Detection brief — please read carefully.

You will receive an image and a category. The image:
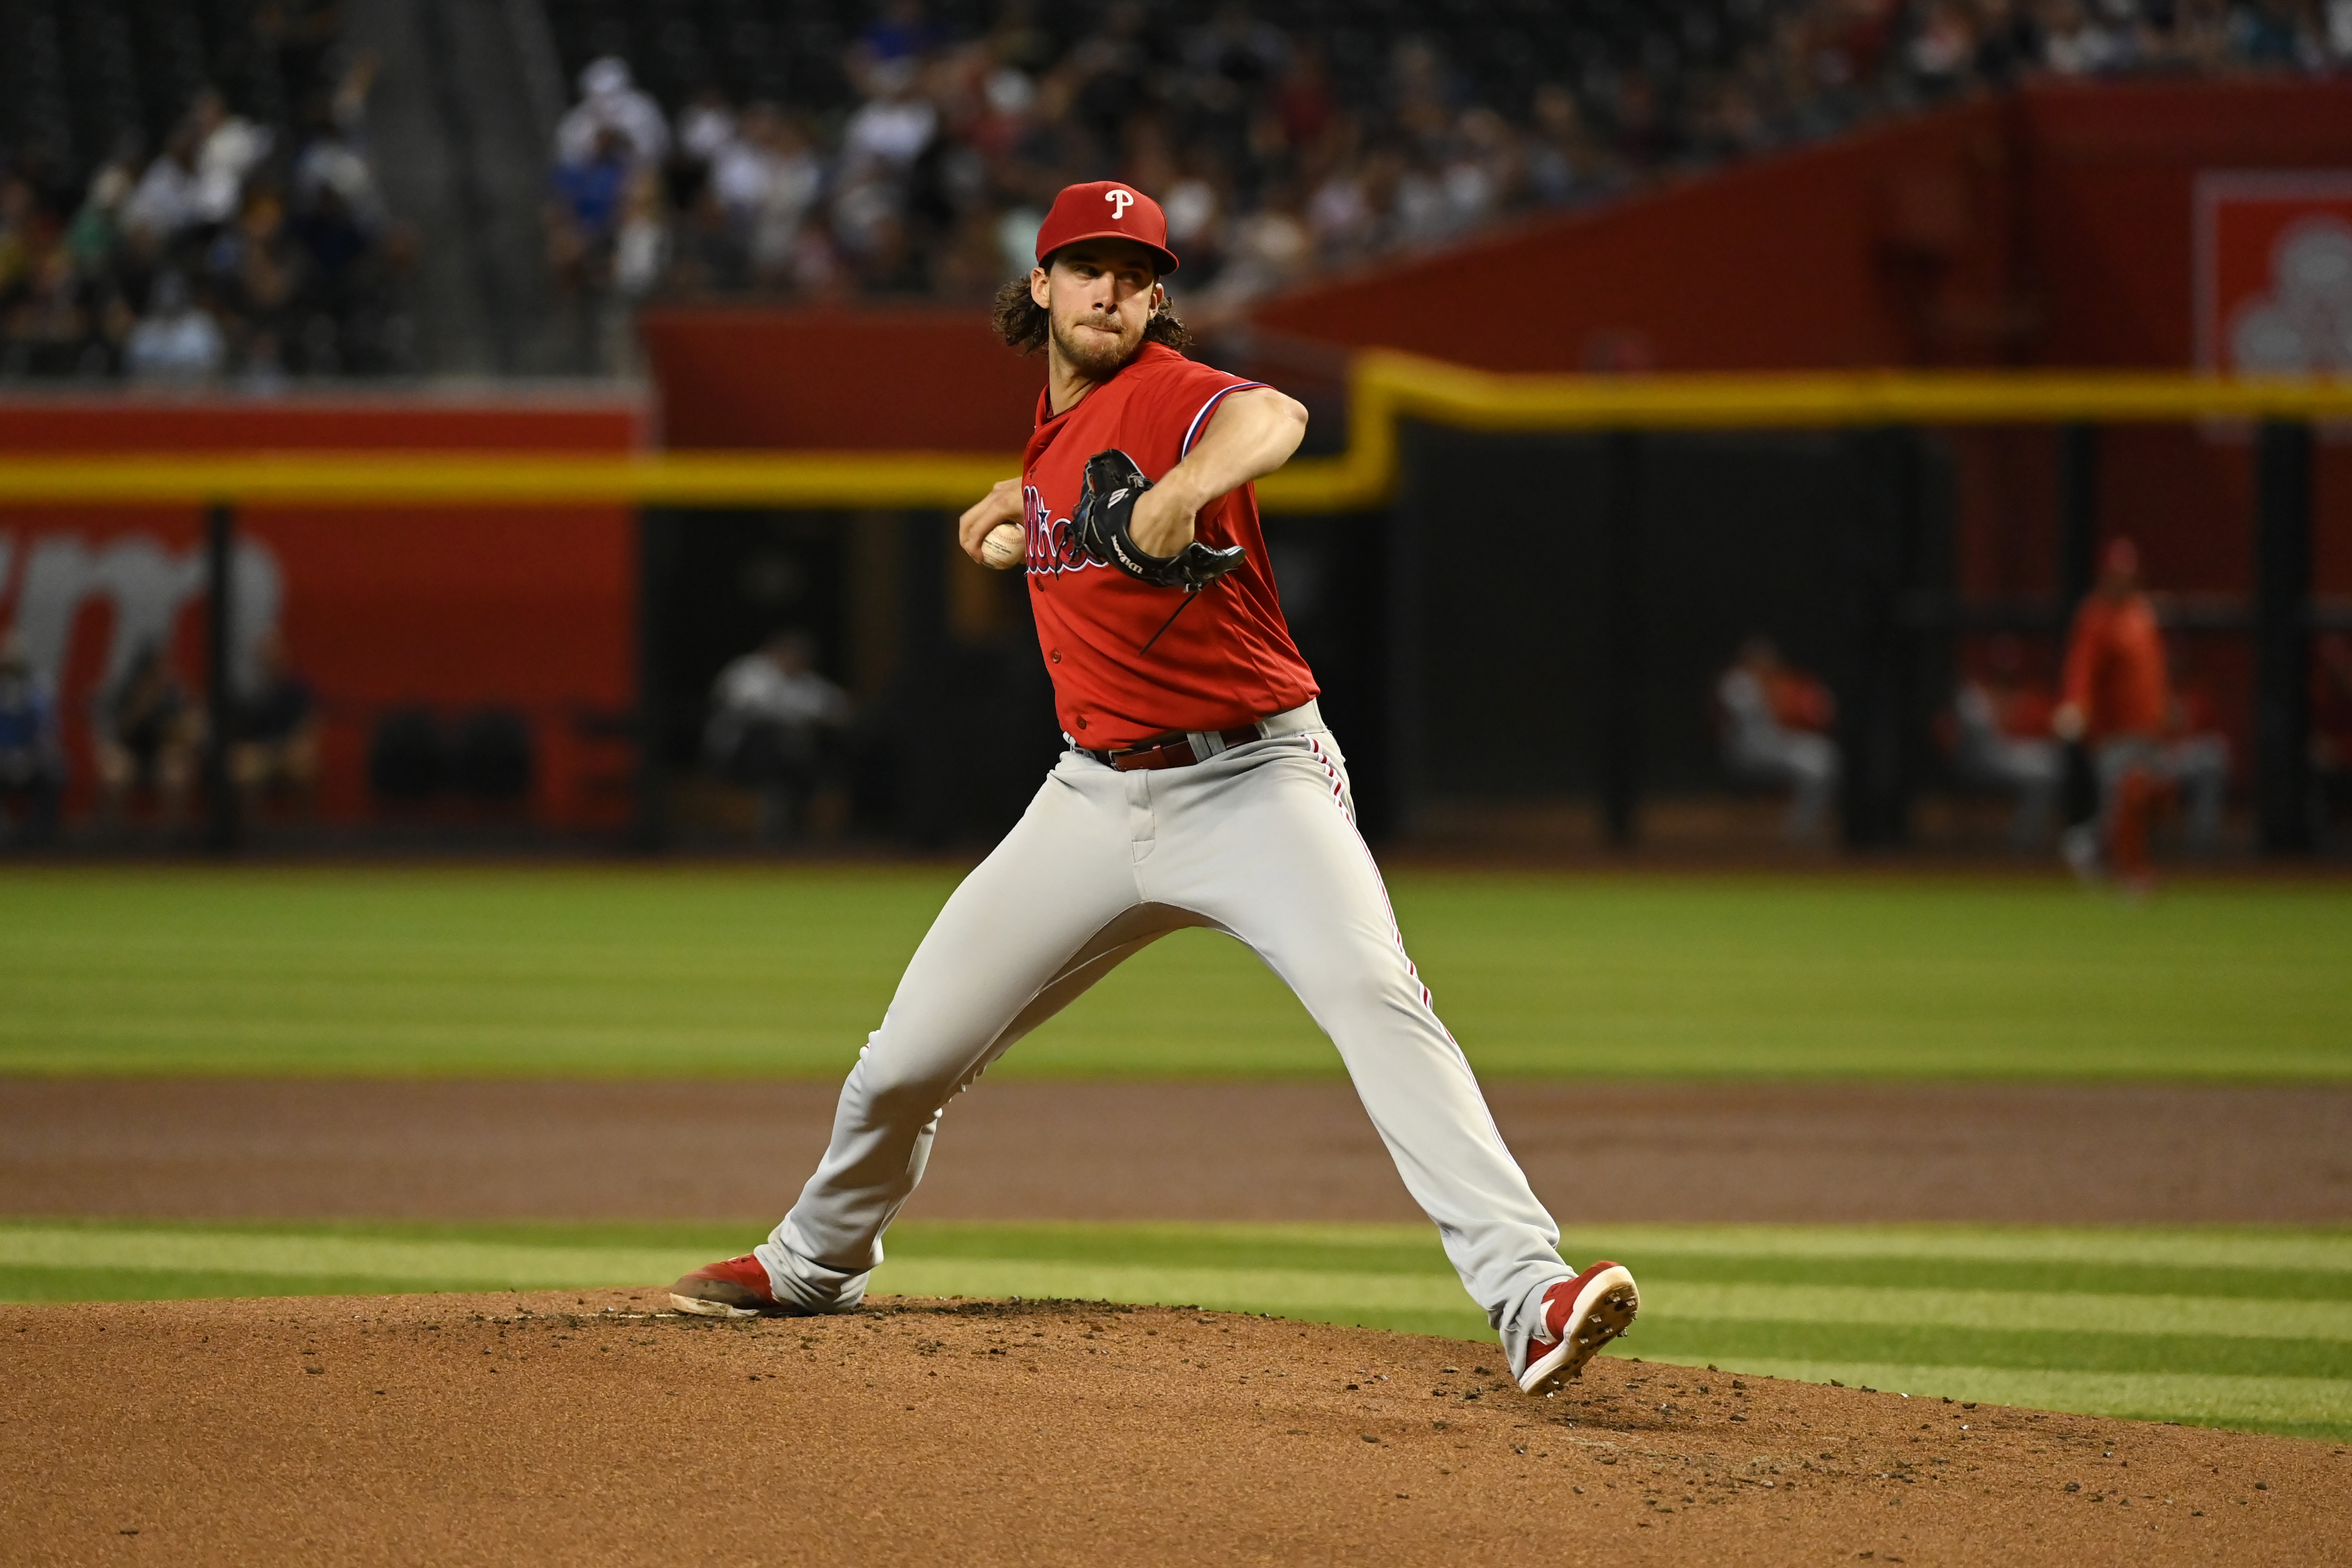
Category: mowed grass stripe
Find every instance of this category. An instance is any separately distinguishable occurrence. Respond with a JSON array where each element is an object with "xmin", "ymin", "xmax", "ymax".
[
  {"xmin": 6, "ymin": 1220, "xmax": 2349, "ymax": 1436},
  {"xmin": 12, "ymin": 1223, "xmax": 2349, "ymax": 1304},
  {"xmin": 1559, "ymin": 1225, "xmax": 2352, "ymax": 1274},
  {"xmin": 6, "ymin": 868, "xmax": 2351, "ymax": 1078},
  {"xmin": 0, "ymin": 1229, "xmax": 712, "ymax": 1289},
  {"xmin": 1705, "ymin": 1360, "xmax": 2352, "ymax": 1434},
  {"xmin": 668, "ymin": 1219, "xmax": 2352, "ymax": 1280},
  {"xmin": 1619, "ymin": 1317, "xmax": 2346, "ymax": 1382},
  {"xmin": 1651, "ymin": 1283, "xmax": 2352, "ymax": 1342}
]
